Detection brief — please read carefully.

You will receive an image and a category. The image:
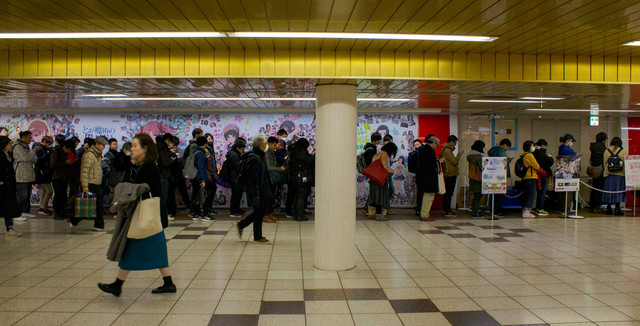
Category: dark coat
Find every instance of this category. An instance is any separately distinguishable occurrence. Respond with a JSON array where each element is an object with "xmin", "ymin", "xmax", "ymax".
[
  {"xmin": 243, "ymin": 149, "xmax": 274, "ymax": 210},
  {"xmin": 50, "ymin": 146, "xmax": 69, "ymax": 181},
  {"xmin": 590, "ymin": 141, "xmax": 606, "ymax": 167},
  {"xmin": 35, "ymin": 146, "xmax": 53, "ymax": 184},
  {"xmin": 0, "ymin": 152, "xmax": 19, "ymax": 218},
  {"xmin": 416, "ymin": 144, "xmax": 439, "ymax": 193},
  {"xmin": 113, "ymin": 150, "xmax": 135, "ymax": 183},
  {"xmin": 156, "ymin": 142, "xmax": 173, "ymax": 180},
  {"xmin": 533, "ymin": 147, "xmax": 554, "ymax": 176},
  {"xmin": 287, "ymin": 147, "xmax": 315, "ymax": 186},
  {"xmin": 363, "ymin": 142, "xmax": 377, "ymax": 166},
  {"xmin": 133, "ymin": 160, "xmax": 168, "ymax": 228}
]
